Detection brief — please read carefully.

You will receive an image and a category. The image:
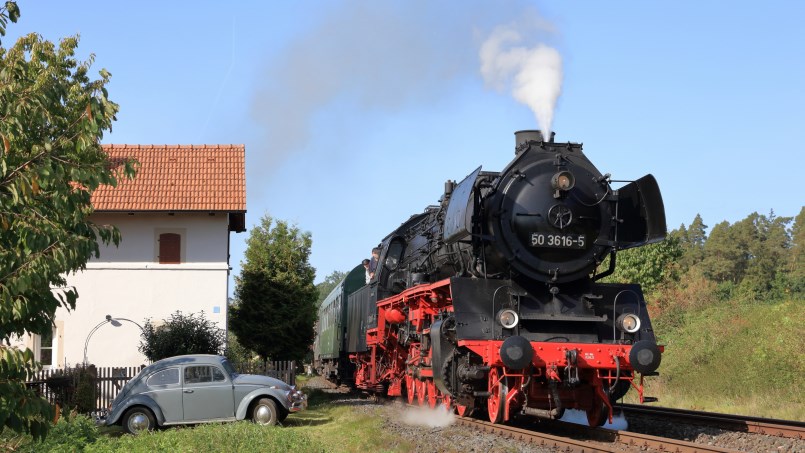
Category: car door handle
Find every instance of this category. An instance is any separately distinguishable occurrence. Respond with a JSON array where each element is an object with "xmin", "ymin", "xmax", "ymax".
[{"xmin": 183, "ymin": 390, "xmax": 194, "ymax": 393}]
